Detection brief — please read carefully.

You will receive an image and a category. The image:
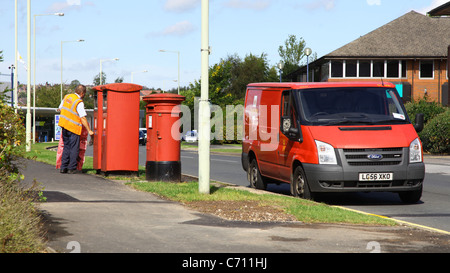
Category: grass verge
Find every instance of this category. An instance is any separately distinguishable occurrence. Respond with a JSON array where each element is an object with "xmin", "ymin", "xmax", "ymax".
[
  {"xmin": 130, "ymin": 181, "xmax": 396, "ymax": 225},
  {"xmin": 27, "ymin": 142, "xmax": 396, "ymax": 226}
]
